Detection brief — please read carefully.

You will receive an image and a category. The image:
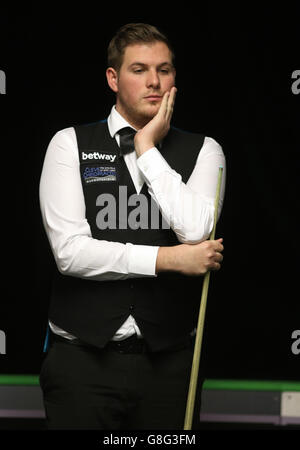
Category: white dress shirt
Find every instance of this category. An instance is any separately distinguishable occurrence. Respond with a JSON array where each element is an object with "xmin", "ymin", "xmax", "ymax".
[{"xmin": 39, "ymin": 106, "xmax": 226, "ymax": 341}]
